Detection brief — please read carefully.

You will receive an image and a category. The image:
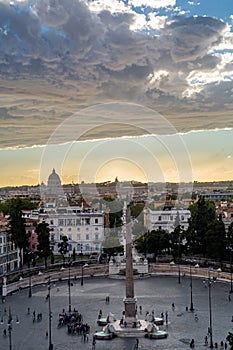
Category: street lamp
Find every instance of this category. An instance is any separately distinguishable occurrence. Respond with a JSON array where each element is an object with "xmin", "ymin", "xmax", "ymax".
[
  {"xmin": 189, "ymin": 264, "xmax": 194, "ymax": 312},
  {"xmin": 68, "ymin": 261, "xmax": 72, "ymax": 313},
  {"xmin": 204, "ymin": 270, "xmax": 215, "ymax": 349},
  {"xmin": 81, "ymin": 263, "xmax": 88, "ymax": 286},
  {"xmin": 47, "ymin": 276, "xmax": 53, "ymax": 350},
  {"xmin": 178, "ymin": 236, "xmax": 181, "ymax": 284},
  {"xmin": 28, "ymin": 262, "xmax": 32, "ymax": 298},
  {"xmin": 1, "ymin": 306, "xmax": 19, "ymax": 350}
]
